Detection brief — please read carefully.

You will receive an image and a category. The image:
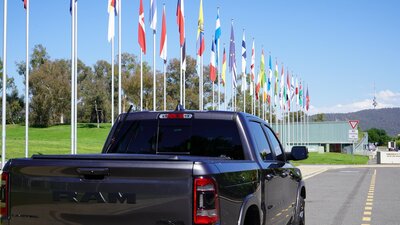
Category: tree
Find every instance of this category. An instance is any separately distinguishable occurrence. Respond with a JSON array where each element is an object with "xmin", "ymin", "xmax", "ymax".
[
  {"xmin": 313, "ymin": 113, "xmax": 325, "ymax": 122},
  {"xmin": 367, "ymin": 128, "xmax": 391, "ymax": 146}
]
